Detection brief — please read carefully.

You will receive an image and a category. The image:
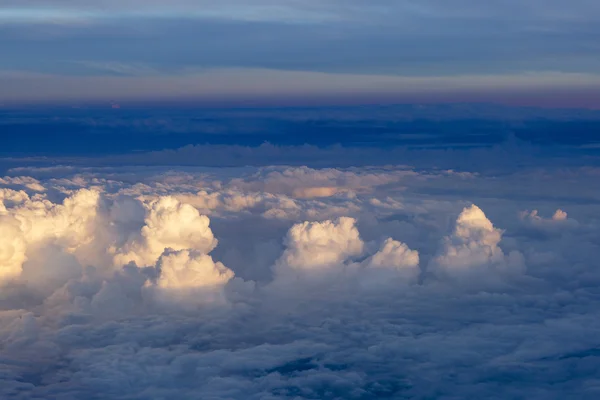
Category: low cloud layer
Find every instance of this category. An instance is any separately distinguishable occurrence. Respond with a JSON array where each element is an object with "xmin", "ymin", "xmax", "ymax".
[{"xmin": 1, "ymin": 164, "xmax": 599, "ymax": 398}]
